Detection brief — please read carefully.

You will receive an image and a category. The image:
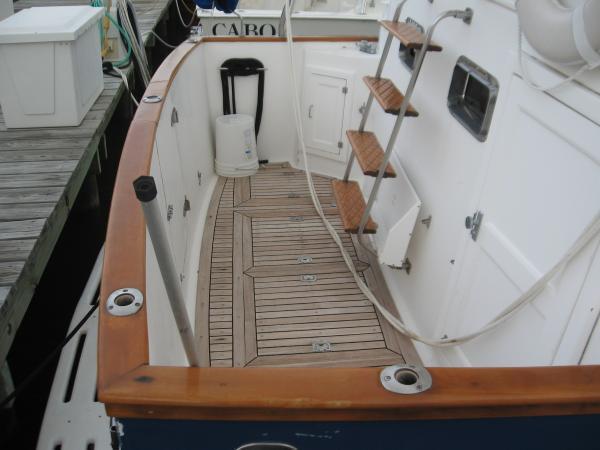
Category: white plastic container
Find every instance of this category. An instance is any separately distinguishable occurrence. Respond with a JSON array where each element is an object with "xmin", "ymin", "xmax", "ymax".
[
  {"xmin": 215, "ymin": 114, "xmax": 259, "ymax": 177},
  {"xmin": 0, "ymin": 6, "xmax": 104, "ymax": 128}
]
